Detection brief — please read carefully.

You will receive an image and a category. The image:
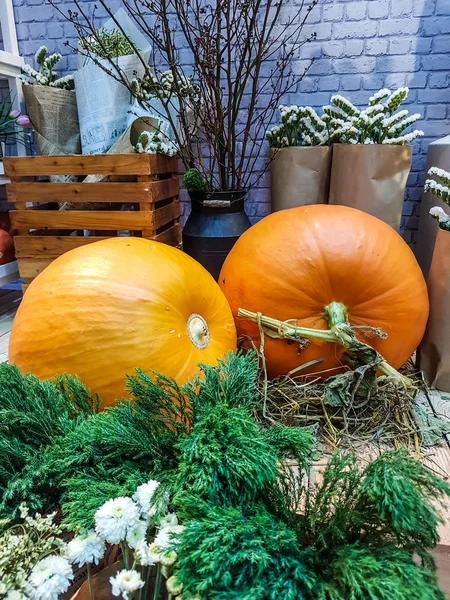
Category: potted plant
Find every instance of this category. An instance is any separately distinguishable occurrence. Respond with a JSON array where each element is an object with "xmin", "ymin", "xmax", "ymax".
[
  {"xmin": 52, "ymin": 0, "xmax": 317, "ymax": 279},
  {"xmin": 266, "ymin": 105, "xmax": 332, "ymax": 211},
  {"xmin": 418, "ymin": 167, "xmax": 450, "ymax": 393},
  {"xmin": 326, "ymin": 87, "xmax": 423, "ymax": 231}
]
